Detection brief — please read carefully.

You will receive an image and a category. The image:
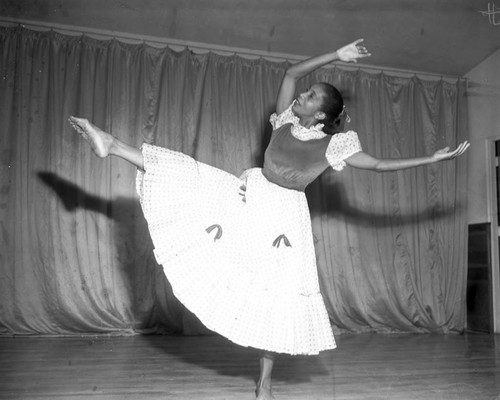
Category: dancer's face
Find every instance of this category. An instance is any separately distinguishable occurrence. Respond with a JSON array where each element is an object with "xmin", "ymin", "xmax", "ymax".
[{"xmin": 292, "ymin": 84, "xmax": 326, "ymax": 124}]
